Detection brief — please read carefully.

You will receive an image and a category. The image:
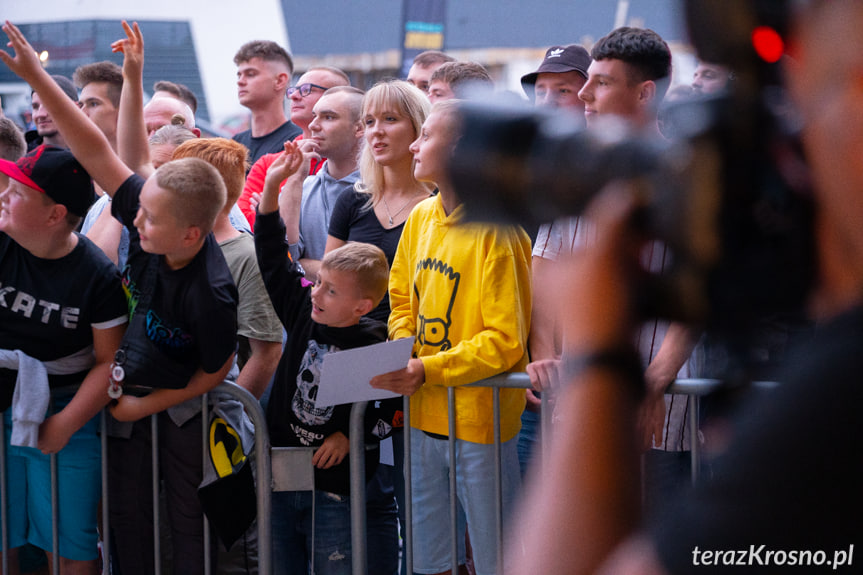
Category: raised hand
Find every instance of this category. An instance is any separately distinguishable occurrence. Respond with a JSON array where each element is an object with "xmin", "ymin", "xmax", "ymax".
[
  {"xmin": 111, "ymin": 21, "xmax": 144, "ymax": 76},
  {"xmin": 0, "ymin": 21, "xmax": 45, "ymax": 82},
  {"xmin": 266, "ymin": 141, "xmax": 306, "ymax": 186}
]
